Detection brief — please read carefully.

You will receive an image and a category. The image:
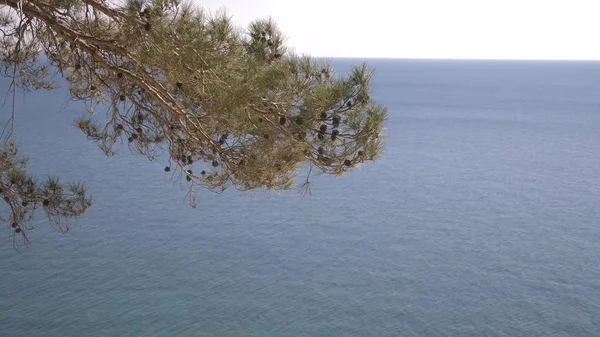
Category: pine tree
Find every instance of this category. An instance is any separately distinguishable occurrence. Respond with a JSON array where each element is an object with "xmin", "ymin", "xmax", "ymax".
[{"xmin": 0, "ymin": 0, "xmax": 387, "ymax": 246}]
